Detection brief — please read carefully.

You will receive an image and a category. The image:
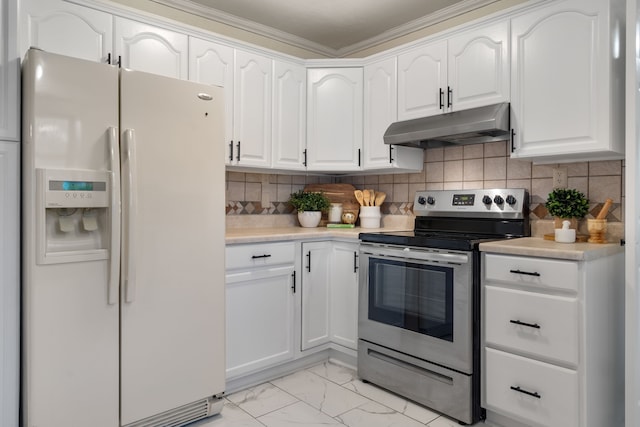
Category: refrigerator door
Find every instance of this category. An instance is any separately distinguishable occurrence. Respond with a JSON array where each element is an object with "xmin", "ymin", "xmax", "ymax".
[
  {"xmin": 119, "ymin": 70, "xmax": 226, "ymax": 425},
  {"xmin": 21, "ymin": 50, "xmax": 120, "ymax": 427}
]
